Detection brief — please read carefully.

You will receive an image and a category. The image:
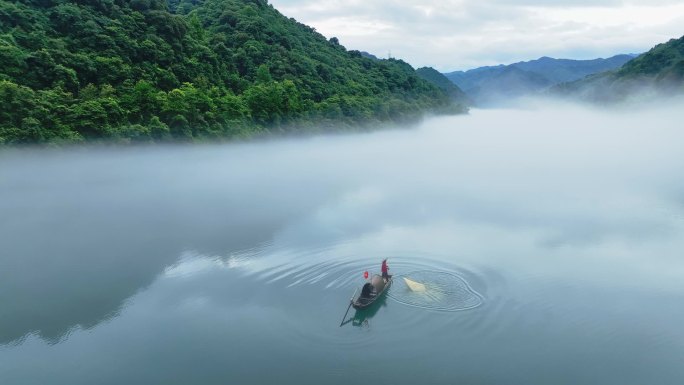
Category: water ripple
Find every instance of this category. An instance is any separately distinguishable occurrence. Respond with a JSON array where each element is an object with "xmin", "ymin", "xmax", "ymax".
[{"xmin": 388, "ymin": 270, "xmax": 484, "ymax": 312}]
